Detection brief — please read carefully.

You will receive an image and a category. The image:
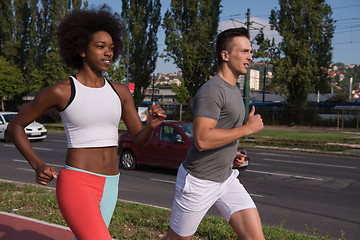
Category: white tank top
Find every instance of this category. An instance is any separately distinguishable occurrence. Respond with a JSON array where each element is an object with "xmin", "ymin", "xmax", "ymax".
[{"xmin": 60, "ymin": 76, "xmax": 122, "ymax": 148}]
